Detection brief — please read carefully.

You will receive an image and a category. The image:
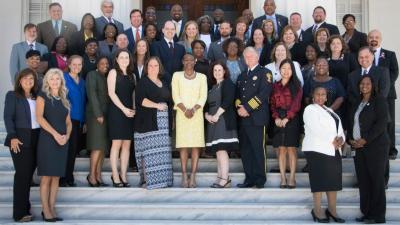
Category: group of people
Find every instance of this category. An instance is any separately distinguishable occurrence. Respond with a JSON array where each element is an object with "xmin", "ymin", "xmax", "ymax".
[{"xmin": 5, "ymin": 0, "xmax": 398, "ymax": 223}]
